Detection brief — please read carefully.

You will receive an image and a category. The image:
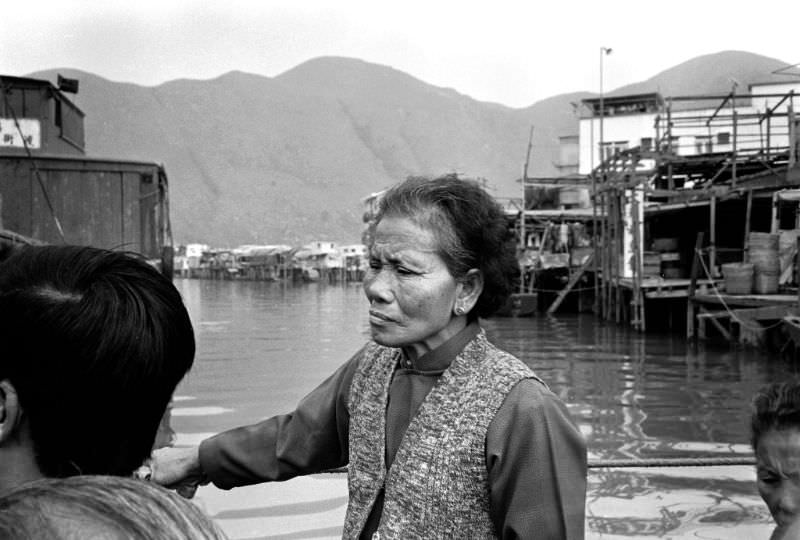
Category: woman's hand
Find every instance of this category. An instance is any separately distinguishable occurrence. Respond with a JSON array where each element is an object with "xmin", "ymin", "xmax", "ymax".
[{"xmin": 150, "ymin": 446, "xmax": 209, "ymax": 498}]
